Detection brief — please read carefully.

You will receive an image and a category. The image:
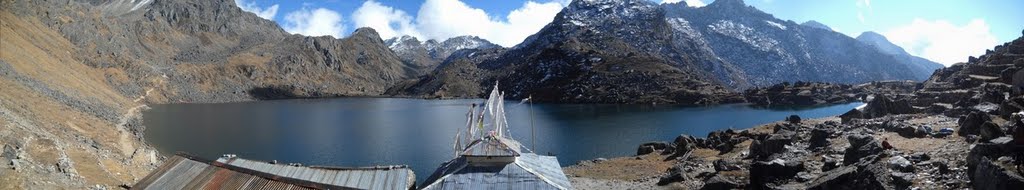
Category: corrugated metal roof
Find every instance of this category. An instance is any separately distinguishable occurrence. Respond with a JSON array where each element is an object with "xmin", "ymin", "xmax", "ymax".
[
  {"xmin": 131, "ymin": 153, "xmax": 415, "ymax": 190},
  {"xmin": 420, "ymin": 153, "xmax": 573, "ymax": 190},
  {"xmin": 217, "ymin": 157, "xmax": 415, "ymax": 190},
  {"xmin": 461, "ymin": 136, "xmax": 522, "ymax": 157}
]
